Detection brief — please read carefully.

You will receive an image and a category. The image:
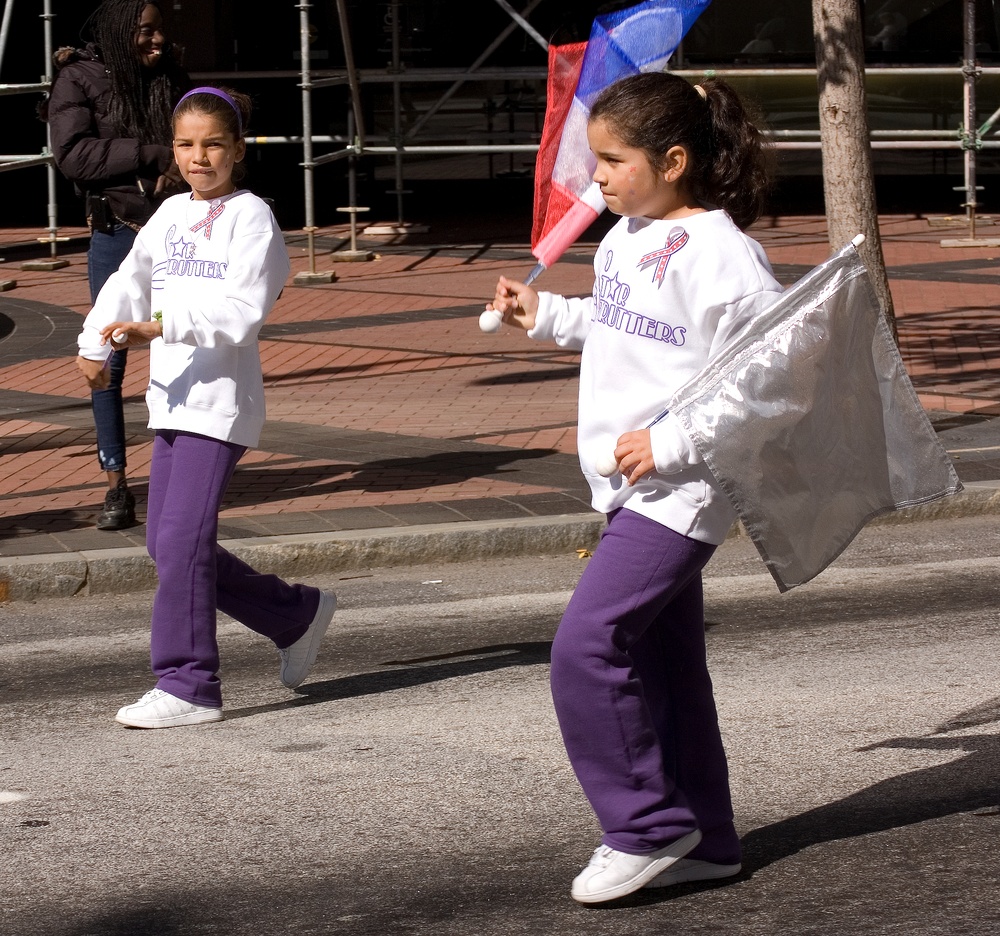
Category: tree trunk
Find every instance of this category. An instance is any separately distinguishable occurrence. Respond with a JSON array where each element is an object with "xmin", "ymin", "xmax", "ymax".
[{"xmin": 812, "ymin": 0, "xmax": 896, "ymax": 330}]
